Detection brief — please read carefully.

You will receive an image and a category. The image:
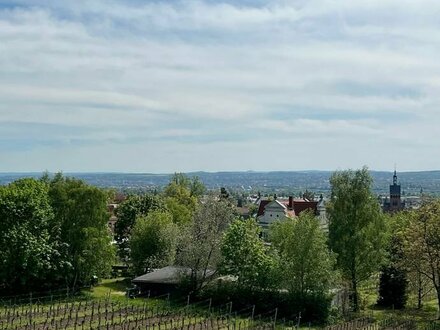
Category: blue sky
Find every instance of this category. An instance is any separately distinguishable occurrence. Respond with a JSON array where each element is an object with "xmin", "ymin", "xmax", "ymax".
[{"xmin": 0, "ymin": 0, "xmax": 439, "ymax": 172}]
